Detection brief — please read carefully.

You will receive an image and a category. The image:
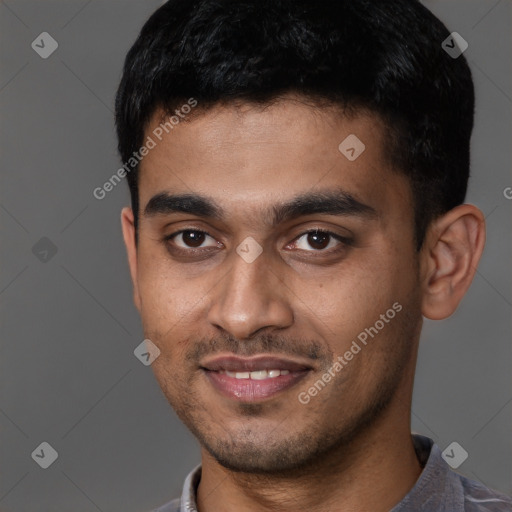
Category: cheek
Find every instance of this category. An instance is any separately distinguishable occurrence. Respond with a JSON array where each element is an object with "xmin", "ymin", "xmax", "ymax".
[
  {"xmin": 304, "ymin": 252, "xmax": 416, "ymax": 350},
  {"xmin": 303, "ymin": 263, "xmax": 392, "ymax": 321},
  {"xmin": 135, "ymin": 250, "xmax": 209, "ymax": 362},
  {"xmin": 136, "ymin": 249, "xmax": 189, "ymax": 323}
]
